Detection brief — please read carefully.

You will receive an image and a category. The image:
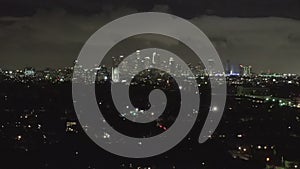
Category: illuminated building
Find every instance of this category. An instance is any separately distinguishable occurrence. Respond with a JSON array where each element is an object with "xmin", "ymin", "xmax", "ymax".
[
  {"xmin": 112, "ymin": 67, "xmax": 120, "ymax": 82},
  {"xmin": 240, "ymin": 64, "xmax": 252, "ymax": 76},
  {"xmin": 24, "ymin": 67, "xmax": 35, "ymax": 76},
  {"xmin": 66, "ymin": 121, "xmax": 78, "ymax": 132},
  {"xmin": 208, "ymin": 58, "xmax": 215, "ymax": 76},
  {"xmin": 152, "ymin": 52, "xmax": 157, "ymax": 65}
]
